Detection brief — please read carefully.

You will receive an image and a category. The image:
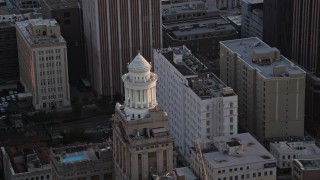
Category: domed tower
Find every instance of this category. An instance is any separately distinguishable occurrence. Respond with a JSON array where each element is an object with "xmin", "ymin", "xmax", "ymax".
[
  {"xmin": 122, "ymin": 53, "xmax": 158, "ymax": 119},
  {"xmin": 113, "ymin": 53, "xmax": 174, "ymax": 180}
]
